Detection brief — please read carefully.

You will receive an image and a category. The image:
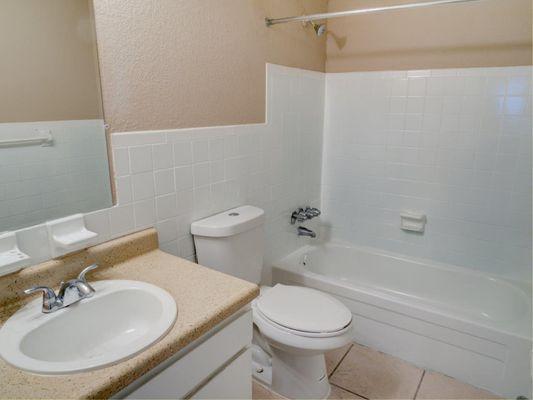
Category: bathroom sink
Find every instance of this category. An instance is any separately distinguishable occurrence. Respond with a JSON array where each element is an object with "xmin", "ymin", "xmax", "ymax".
[{"xmin": 0, "ymin": 280, "xmax": 177, "ymax": 374}]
